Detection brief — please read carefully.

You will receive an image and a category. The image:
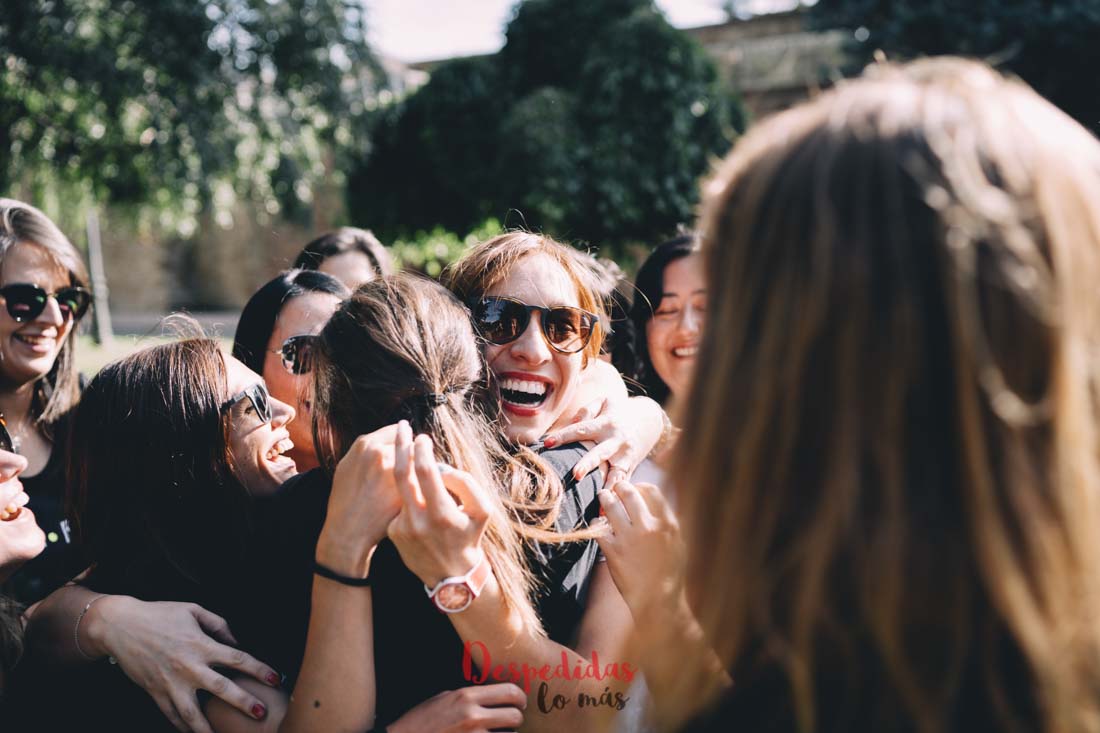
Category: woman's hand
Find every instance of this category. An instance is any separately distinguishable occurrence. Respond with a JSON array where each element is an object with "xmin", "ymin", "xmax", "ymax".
[
  {"xmin": 386, "ymin": 421, "xmax": 491, "ymax": 587},
  {"xmin": 595, "ymin": 481, "xmax": 686, "ymax": 623},
  {"xmin": 0, "ymin": 449, "xmax": 44, "ymax": 580},
  {"xmin": 388, "ymin": 683, "xmax": 527, "ymax": 733},
  {"xmin": 316, "ymin": 424, "xmax": 403, "ymax": 579},
  {"xmin": 543, "ymin": 396, "xmax": 665, "ymax": 489},
  {"xmin": 83, "ymin": 596, "xmax": 280, "ymax": 733}
]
